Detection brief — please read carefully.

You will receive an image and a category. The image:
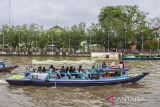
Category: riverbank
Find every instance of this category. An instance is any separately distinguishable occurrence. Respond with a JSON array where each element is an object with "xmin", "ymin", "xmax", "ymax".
[{"xmin": 0, "ymin": 51, "xmax": 91, "ymax": 57}]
